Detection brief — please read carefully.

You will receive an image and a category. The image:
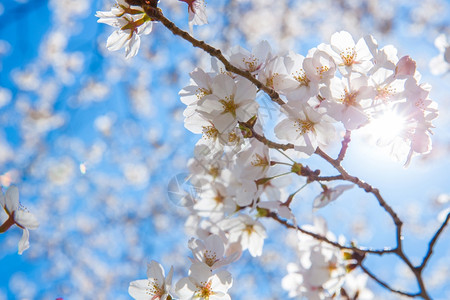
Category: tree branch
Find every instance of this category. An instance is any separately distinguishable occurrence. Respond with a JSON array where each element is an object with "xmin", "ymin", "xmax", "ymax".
[
  {"xmin": 419, "ymin": 211, "xmax": 450, "ymax": 271},
  {"xmin": 359, "ymin": 263, "xmax": 418, "ymax": 298},
  {"xmin": 147, "ymin": 8, "xmax": 287, "ymax": 107},
  {"xmin": 337, "ymin": 130, "xmax": 351, "ymax": 163},
  {"xmin": 314, "ymin": 147, "xmax": 404, "ymax": 248},
  {"xmin": 268, "ymin": 212, "xmax": 394, "ymax": 256}
]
